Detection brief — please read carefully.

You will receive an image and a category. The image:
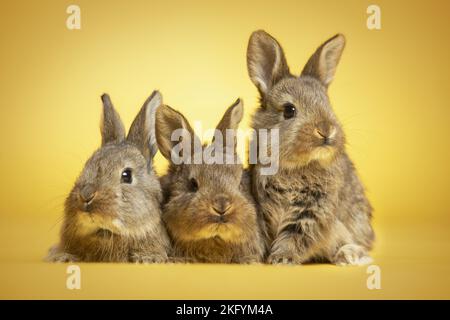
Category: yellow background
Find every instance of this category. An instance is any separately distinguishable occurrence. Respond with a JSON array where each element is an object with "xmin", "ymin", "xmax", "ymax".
[{"xmin": 1, "ymin": 0, "xmax": 449, "ymax": 299}]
